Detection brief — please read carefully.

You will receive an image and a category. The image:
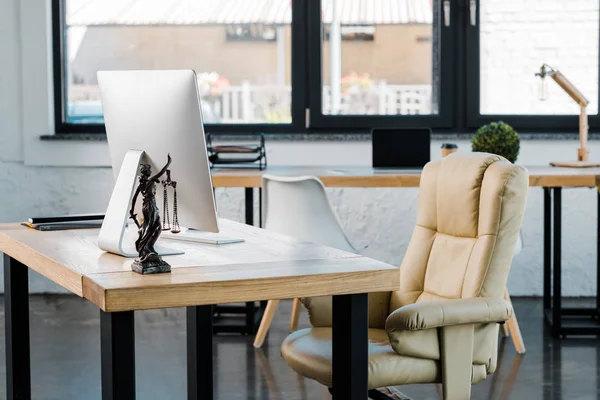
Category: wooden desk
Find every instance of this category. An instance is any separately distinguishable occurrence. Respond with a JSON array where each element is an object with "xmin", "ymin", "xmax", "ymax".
[
  {"xmin": 0, "ymin": 219, "xmax": 398, "ymax": 400},
  {"xmin": 212, "ymin": 165, "xmax": 600, "ymax": 338},
  {"xmin": 212, "ymin": 165, "xmax": 600, "ymax": 188}
]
